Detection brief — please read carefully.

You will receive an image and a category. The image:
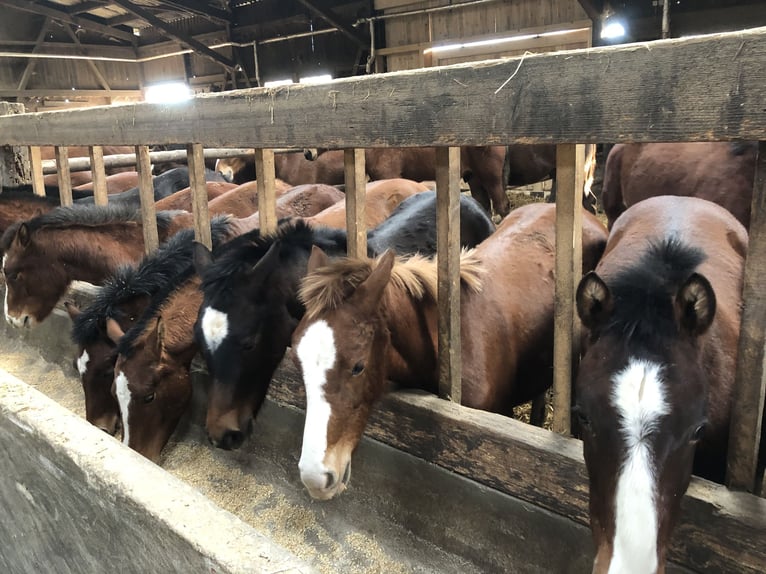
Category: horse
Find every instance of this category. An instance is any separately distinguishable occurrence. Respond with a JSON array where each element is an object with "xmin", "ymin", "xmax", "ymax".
[
  {"xmin": 66, "ymin": 218, "xmax": 236, "ymax": 436},
  {"xmin": 40, "ymin": 145, "xmax": 136, "ymax": 188},
  {"xmin": 0, "ymin": 192, "xmax": 59, "ymax": 239},
  {"xmin": 231, "ymin": 183, "xmax": 345, "ymax": 230},
  {"xmin": 600, "ymin": 142, "xmax": 756, "ymax": 230},
  {"xmin": 194, "ymin": 193, "xmax": 496, "ymax": 451},
  {"xmin": 573, "ymin": 196, "xmax": 747, "ymax": 574},
  {"xmin": 215, "ymin": 150, "xmax": 345, "ymax": 186},
  {"xmin": 290, "ymin": 203, "xmax": 608, "ymax": 500},
  {"xmin": 1, "ymin": 205, "xmax": 180, "ymax": 327},
  {"xmin": 73, "ymin": 171, "xmax": 142, "ymax": 195},
  {"xmin": 153, "ymin": 181, "xmax": 239, "ymax": 211}
]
